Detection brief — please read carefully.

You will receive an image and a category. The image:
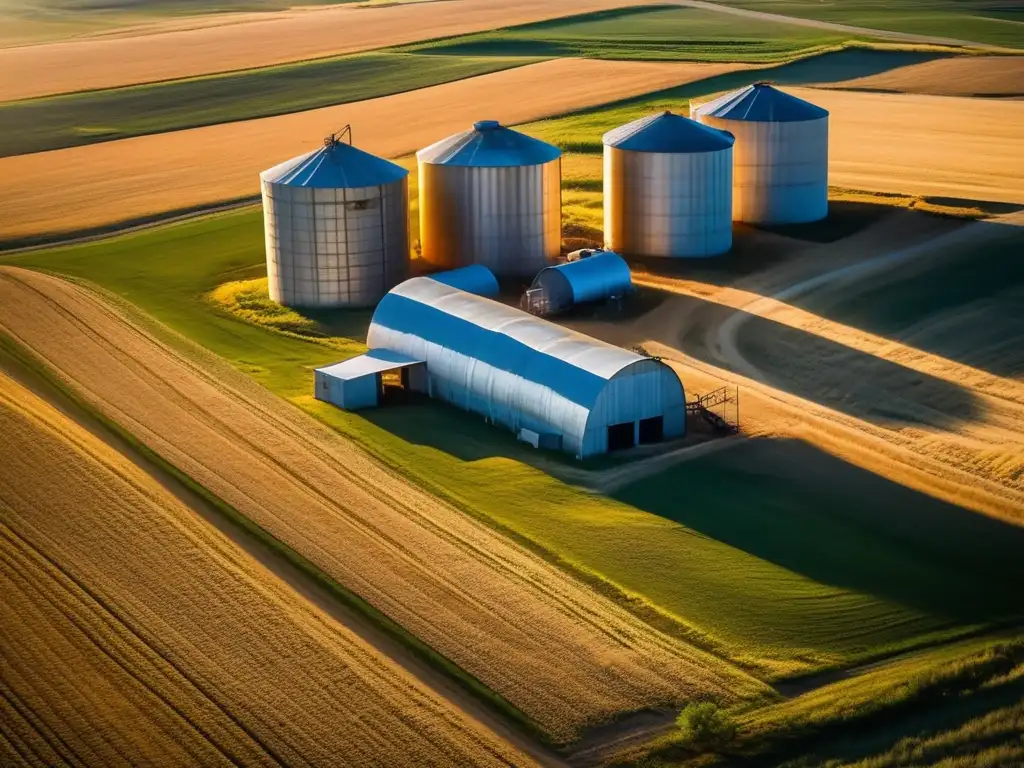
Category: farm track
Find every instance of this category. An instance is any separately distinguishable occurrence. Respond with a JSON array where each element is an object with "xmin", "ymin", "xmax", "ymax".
[
  {"xmin": 0, "ymin": 267, "xmax": 765, "ymax": 743},
  {"xmin": 0, "ymin": 369, "xmax": 538, "ymax": 767},
  {"xmin": 0, "ymin": 58, "xmax": 748, "ymax": 244},
  {"xmin": 0, "ymin": 0, "xmax": 1005, "ymax": 103},
  {"xmin": 631, "ymin": 210, "xmax": 1024, "ymax": 526}
]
